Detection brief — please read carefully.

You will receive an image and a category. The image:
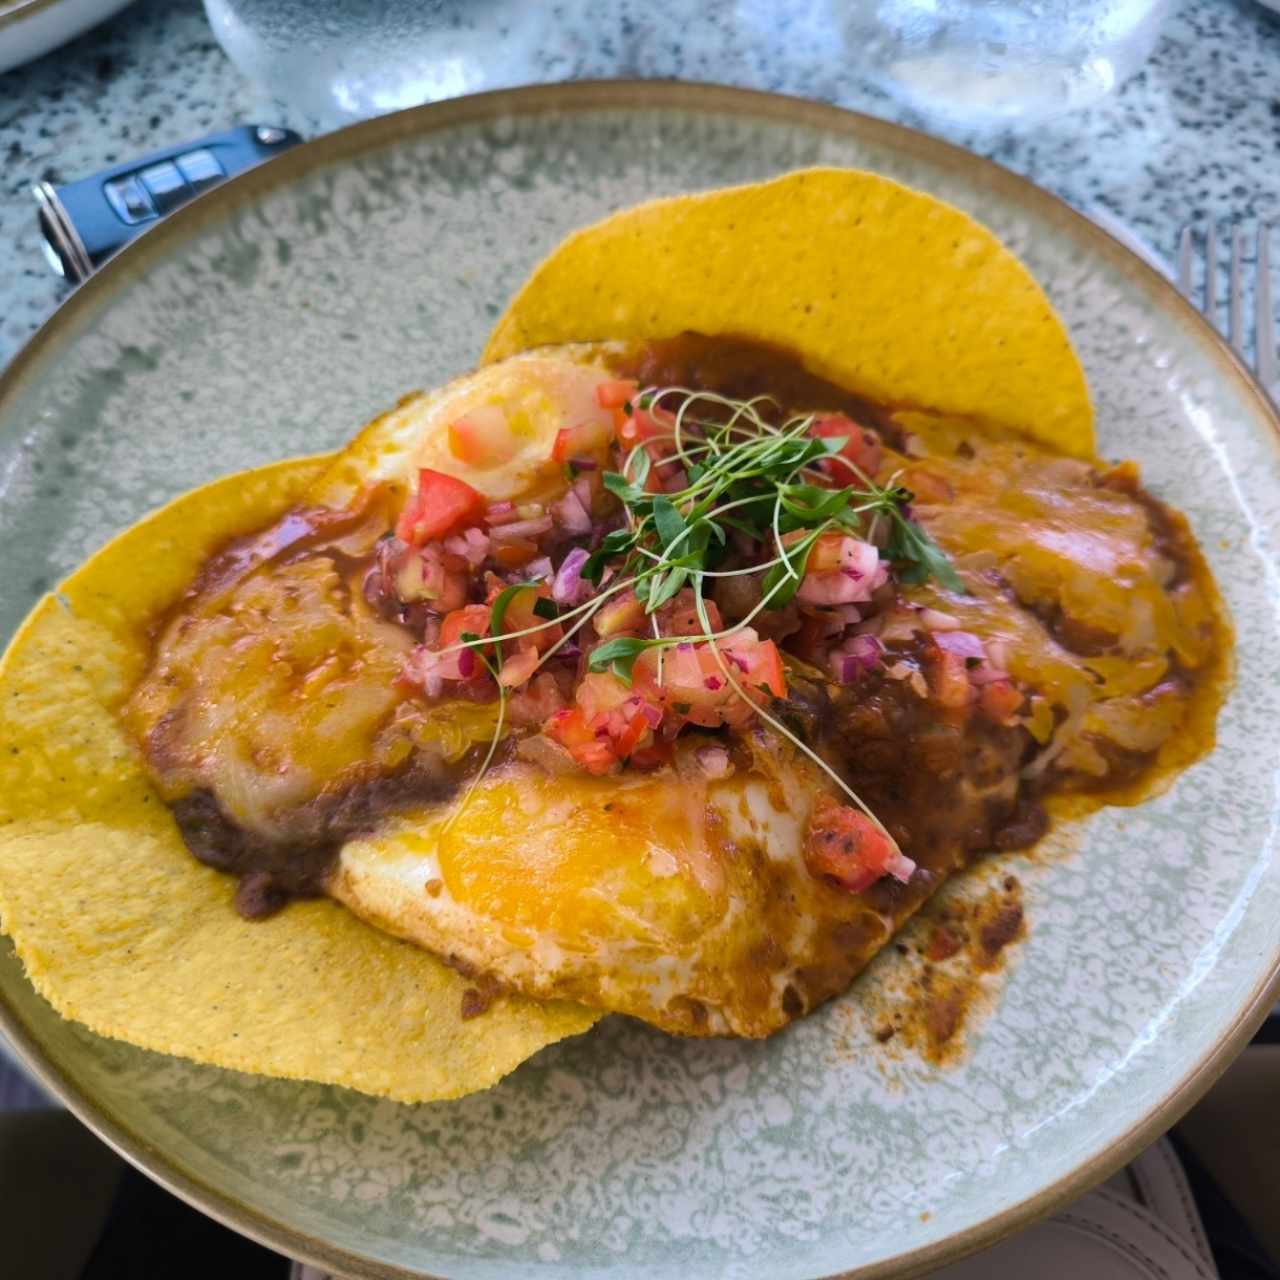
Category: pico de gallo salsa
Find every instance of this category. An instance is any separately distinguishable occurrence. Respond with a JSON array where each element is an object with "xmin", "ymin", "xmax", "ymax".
[{"xmin": 364, "ymin": 368, "xmax": 1023, "ymax": 898}]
